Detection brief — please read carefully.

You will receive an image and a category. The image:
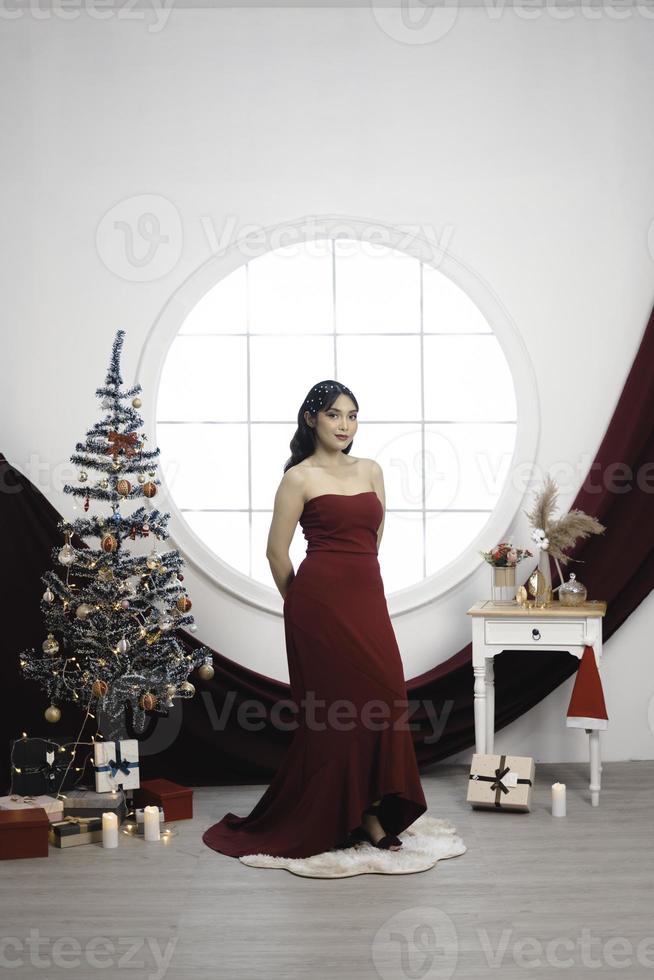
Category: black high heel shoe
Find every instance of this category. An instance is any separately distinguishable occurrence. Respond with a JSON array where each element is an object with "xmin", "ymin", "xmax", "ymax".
[{"xmin": 360, "ymin": 804, "xmax": 403, "ymax": 850}]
